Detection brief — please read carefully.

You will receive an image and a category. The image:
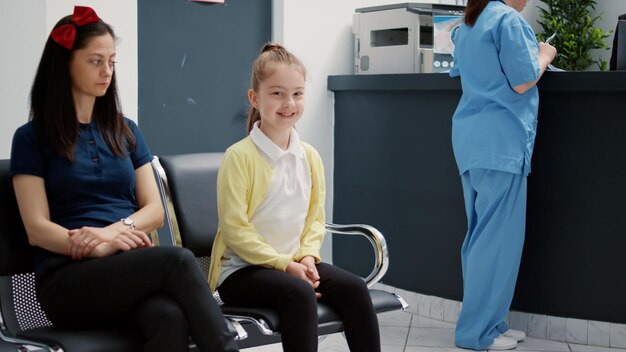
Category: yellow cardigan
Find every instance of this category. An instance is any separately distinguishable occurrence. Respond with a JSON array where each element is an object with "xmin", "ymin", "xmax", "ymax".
[{"xmin": 208, "ymin": 136, "xmax": 326, "ymax": 292}]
